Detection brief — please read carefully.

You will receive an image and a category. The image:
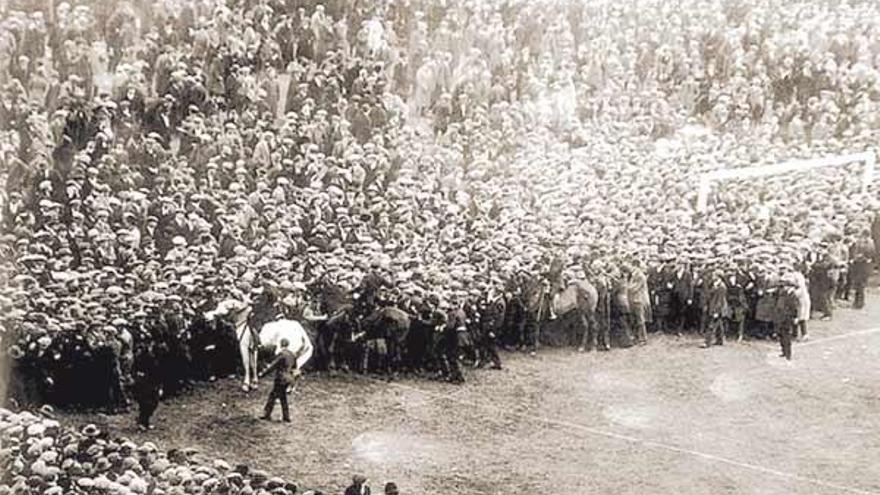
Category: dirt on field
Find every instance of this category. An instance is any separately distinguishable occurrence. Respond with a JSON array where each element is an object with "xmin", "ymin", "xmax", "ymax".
[{"xmin": 65, "ymin": 288, "xmax": 880, "ymax": 495}]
